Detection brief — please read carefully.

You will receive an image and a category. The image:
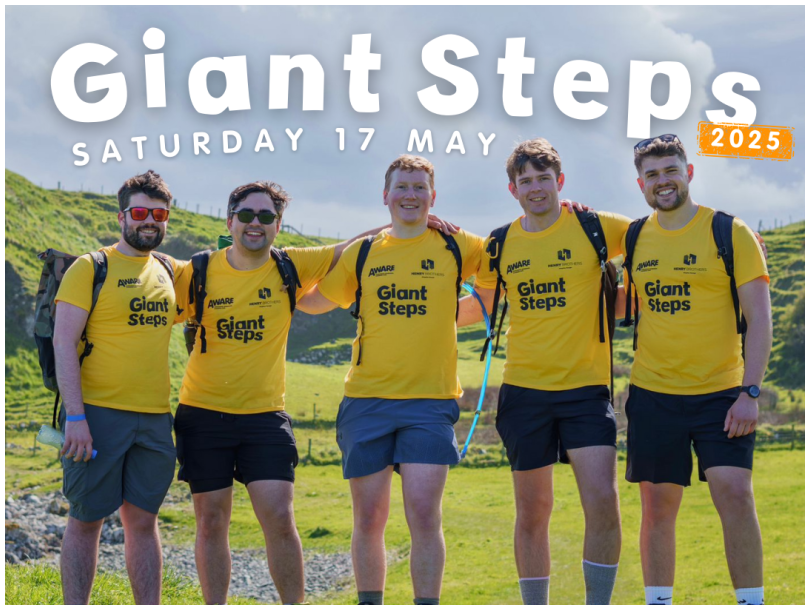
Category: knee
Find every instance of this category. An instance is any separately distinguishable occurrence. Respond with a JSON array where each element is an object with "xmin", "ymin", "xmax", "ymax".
[
  {"xmin": 515, "ymin": 495, "xmax": 554, "ymax": 533},
  {"xmin": 407, "ymin": 501, "xmax": 442, "ymax": 535},
  {"xmin": 355, "ymin": 502, "xmax": 389, "ymax": 535},
  {"xmin": 583, "ymin": 486, "xmax": 620, "ymax": 525},
  {"xmin": 260, "ymin": 502, "xmax": 297, "ymax": 535},
  {"xmin": 196, "ymin": 509, "xmax": 230, "ymax": 540},
  {"xmin": 715, "ymin": 481, "xmax": 756, "ymax": 517}
]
